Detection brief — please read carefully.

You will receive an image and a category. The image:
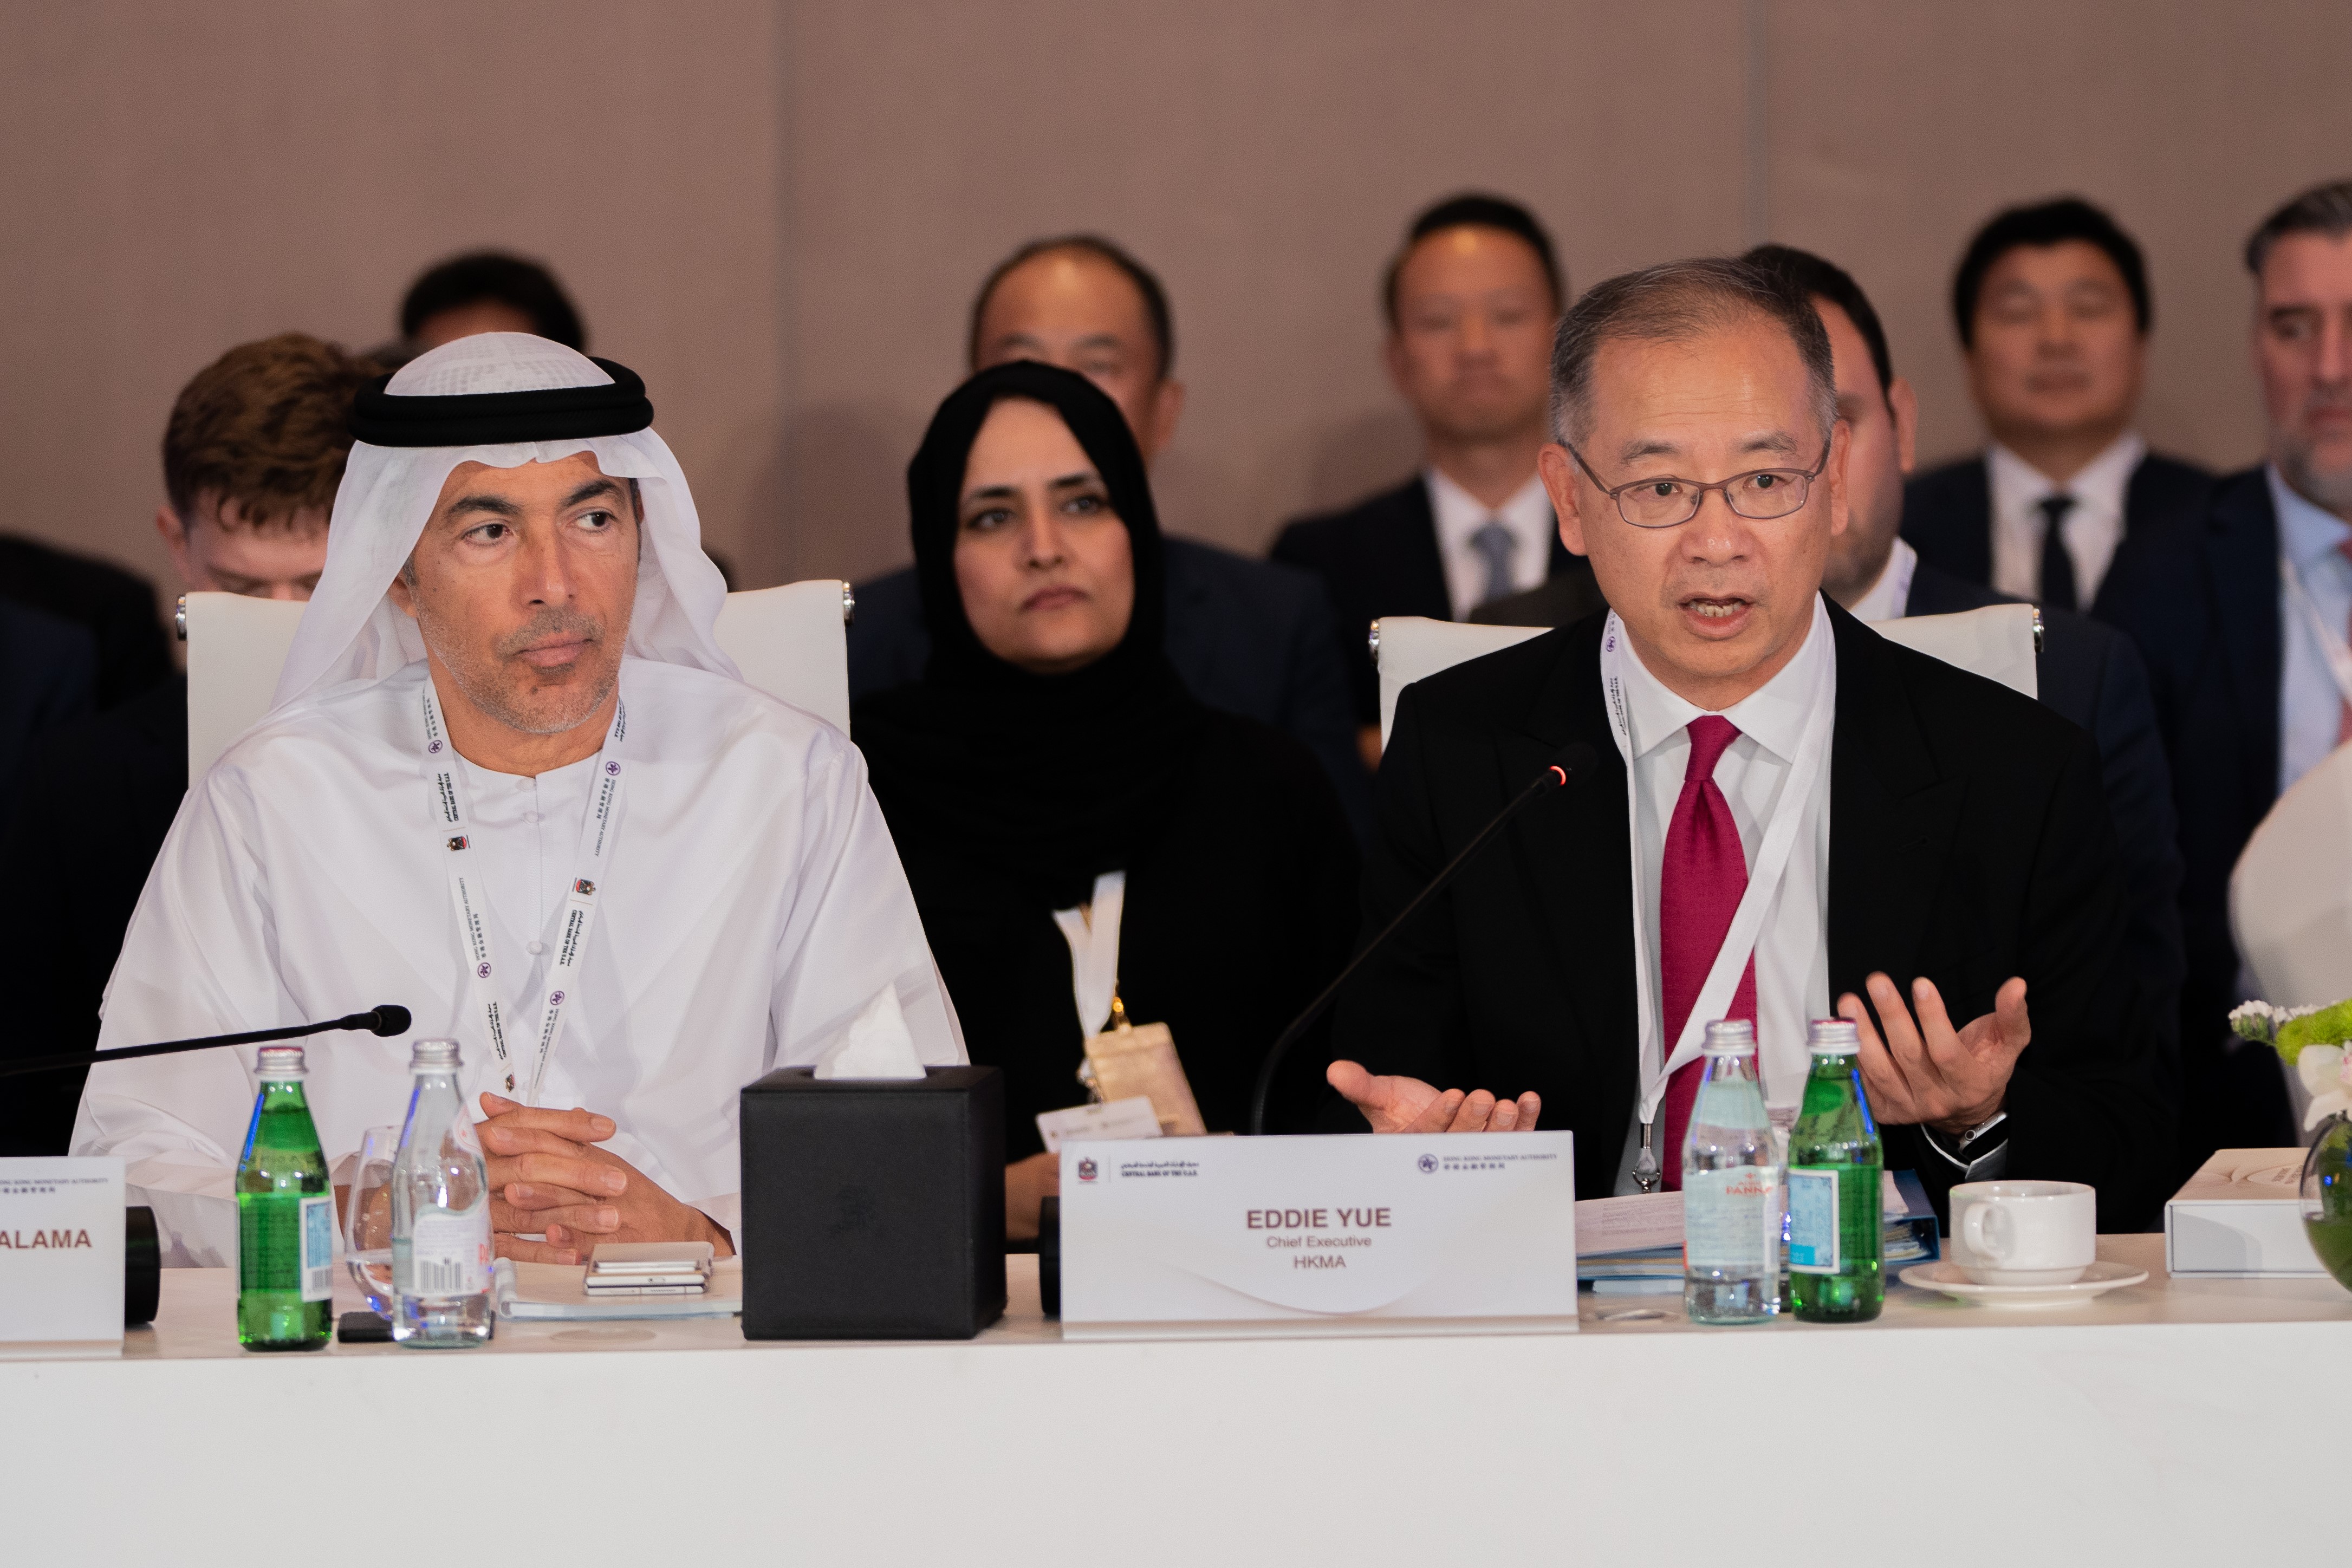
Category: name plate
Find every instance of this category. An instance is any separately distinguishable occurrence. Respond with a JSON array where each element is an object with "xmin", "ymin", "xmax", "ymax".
[
  {"xmin": 0, "ymin": 1157, "xmax": 125, "ymax": 1357},
  {"xmin": 1058, "ymin": 1132, "xmax": 1577, "ymax": 1339}
]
